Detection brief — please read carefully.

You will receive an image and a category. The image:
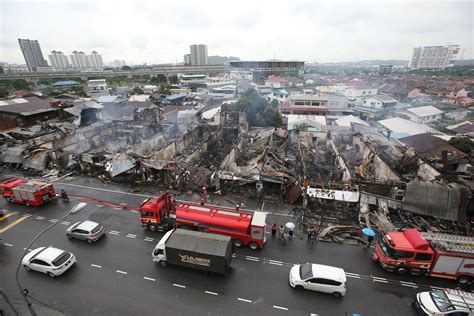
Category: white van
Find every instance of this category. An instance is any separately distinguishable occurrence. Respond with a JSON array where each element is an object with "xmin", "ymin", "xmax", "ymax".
[
  {"xmin": 289, "ymin": 263, "xmax": 347, "ymax": 297},
  {"xmin": 414, "ymin": 289, "xmax": 474, "ymax": 315}
]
